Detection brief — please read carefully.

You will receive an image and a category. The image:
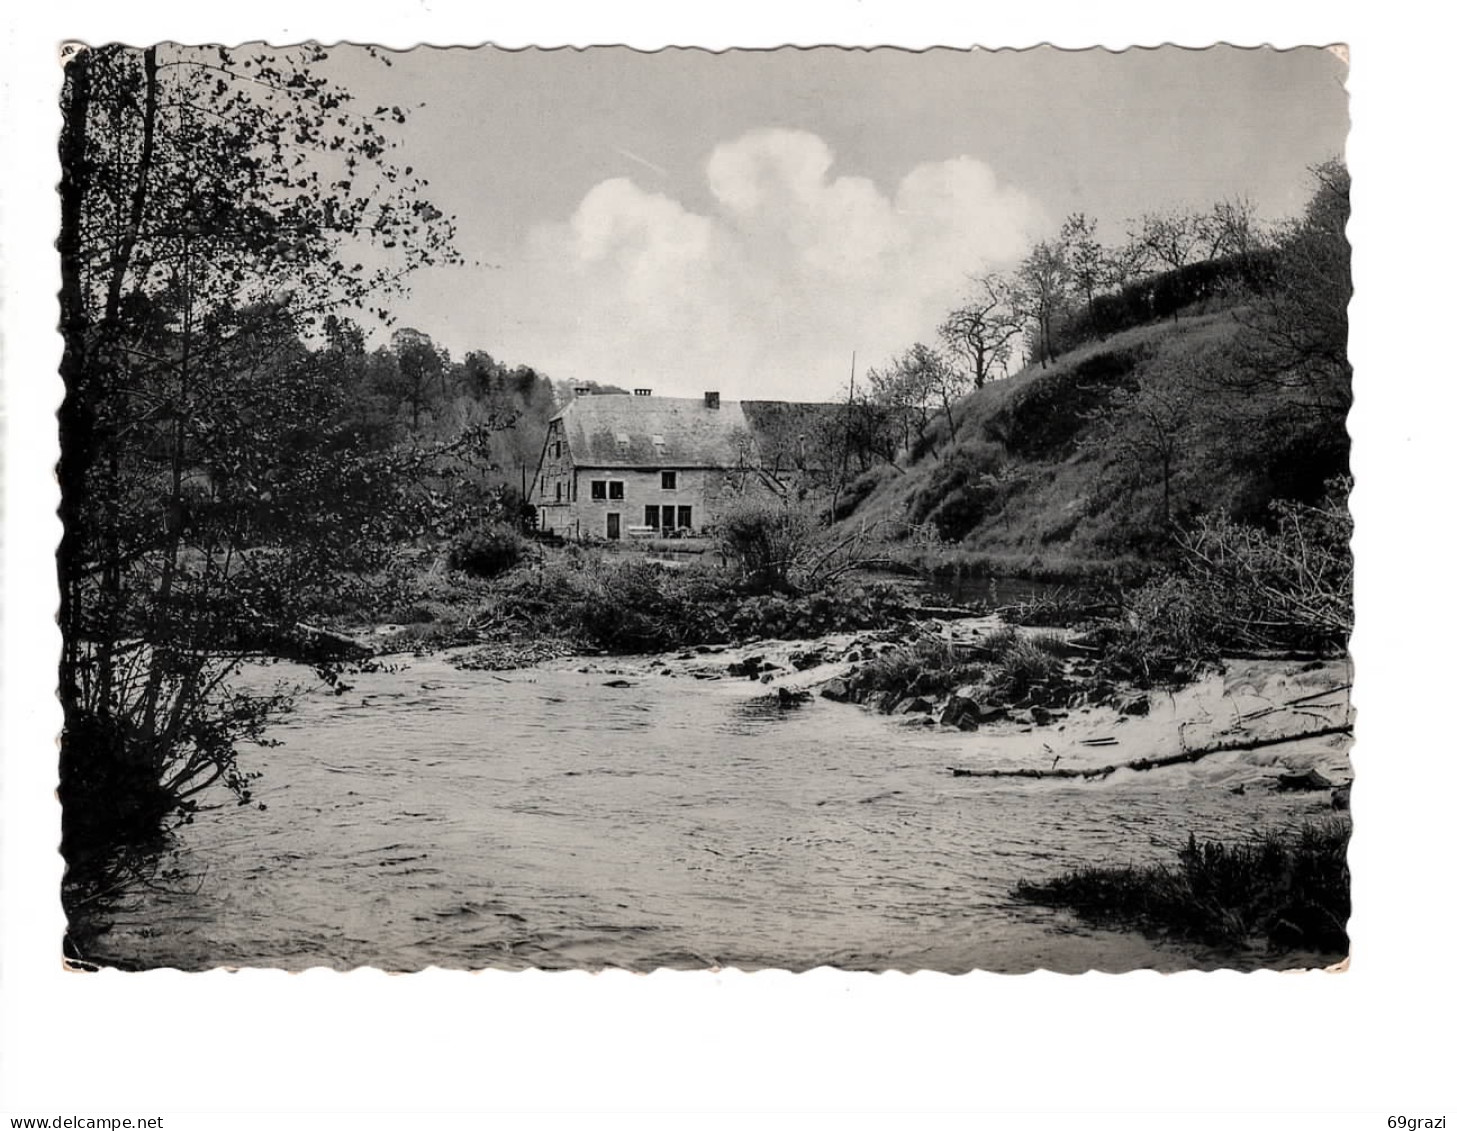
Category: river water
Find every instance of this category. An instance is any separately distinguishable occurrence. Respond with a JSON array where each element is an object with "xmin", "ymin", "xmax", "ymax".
[{"xmin": 91, "ymin": 650, "xmax": 1346, "ymax": 972}]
